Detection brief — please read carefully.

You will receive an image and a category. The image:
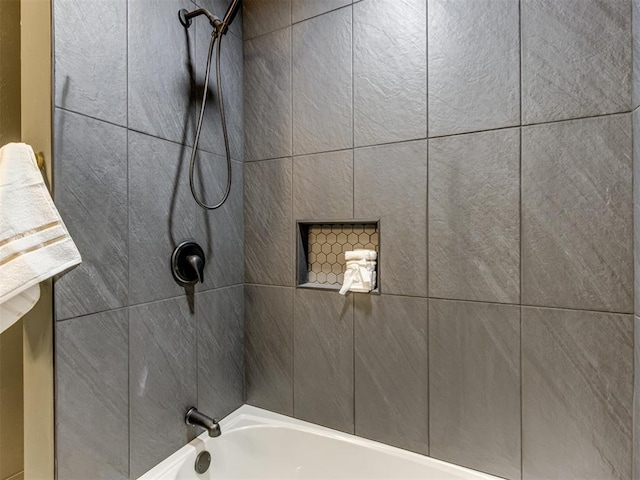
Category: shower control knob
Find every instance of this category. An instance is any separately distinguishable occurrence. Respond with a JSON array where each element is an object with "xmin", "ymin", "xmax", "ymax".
[{"xmin": 171, "ymin": 241, "xmax": 206, "ymax": 286}]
